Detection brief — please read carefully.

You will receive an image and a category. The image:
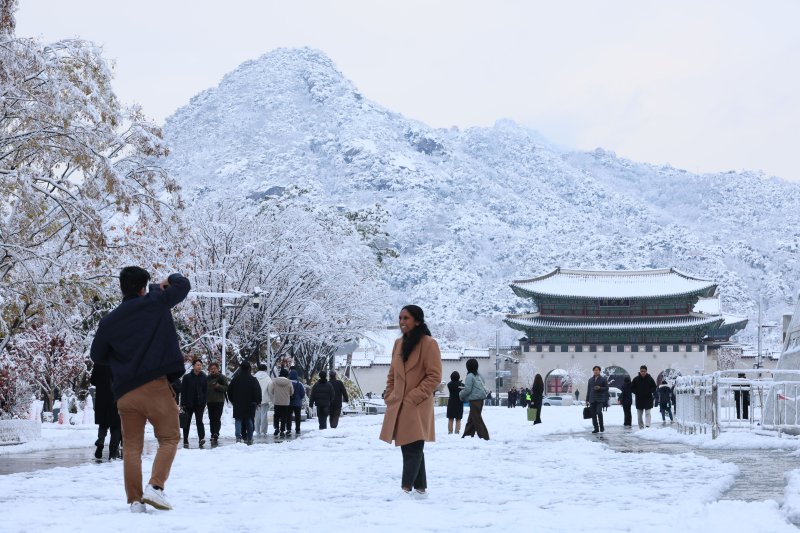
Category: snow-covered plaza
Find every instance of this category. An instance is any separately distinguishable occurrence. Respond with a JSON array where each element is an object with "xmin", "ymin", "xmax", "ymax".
[{"xmin": 2, "ymin": 404, "xmax": 800, "ymax": 532}]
